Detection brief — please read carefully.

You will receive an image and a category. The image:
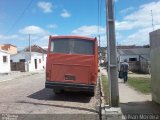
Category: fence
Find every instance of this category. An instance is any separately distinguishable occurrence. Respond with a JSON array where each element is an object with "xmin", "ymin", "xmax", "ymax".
[
  {"xmin": 11, "ymin": 62, "xmax": 26, "ymax": 72},
  {"xmin": 139, "ymin": 56, "xmax": 150, "ymax": 74},
  {"xmin": 128, "ymin": 61, "xmax": 140, "ymax": 73},
  {"xmin": 128, "ymin": 61, "xmax": 150, "ymax": 74}
]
